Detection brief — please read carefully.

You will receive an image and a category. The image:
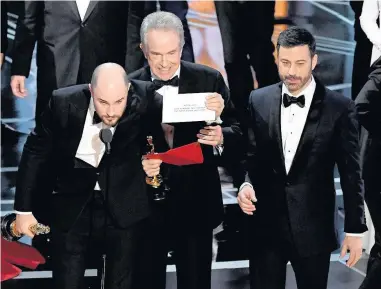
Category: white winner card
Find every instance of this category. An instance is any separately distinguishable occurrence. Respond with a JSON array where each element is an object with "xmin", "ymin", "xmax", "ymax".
[{"xmin": 162, "ymin": 92, "xmax": 216, "ymax": 123}]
